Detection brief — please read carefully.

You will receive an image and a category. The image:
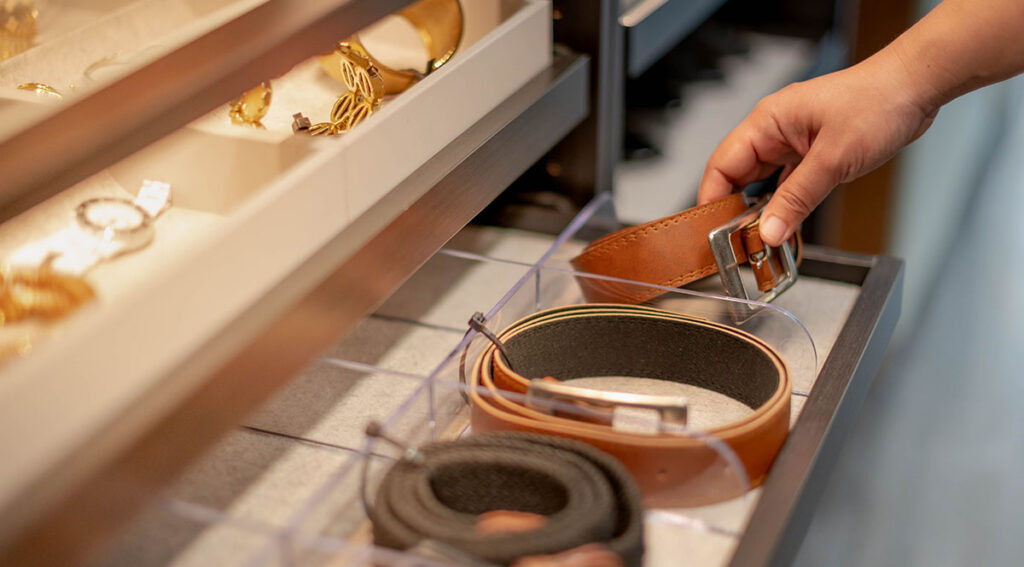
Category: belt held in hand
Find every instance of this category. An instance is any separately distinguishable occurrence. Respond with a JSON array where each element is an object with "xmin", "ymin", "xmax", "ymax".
[
  {"xmin": 571, "ymin": 194, "xmax": 800, "ymax": 312},
  {"xmin": 468, "ymin": 304, "xmax": 791, "ymax": 506}
]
